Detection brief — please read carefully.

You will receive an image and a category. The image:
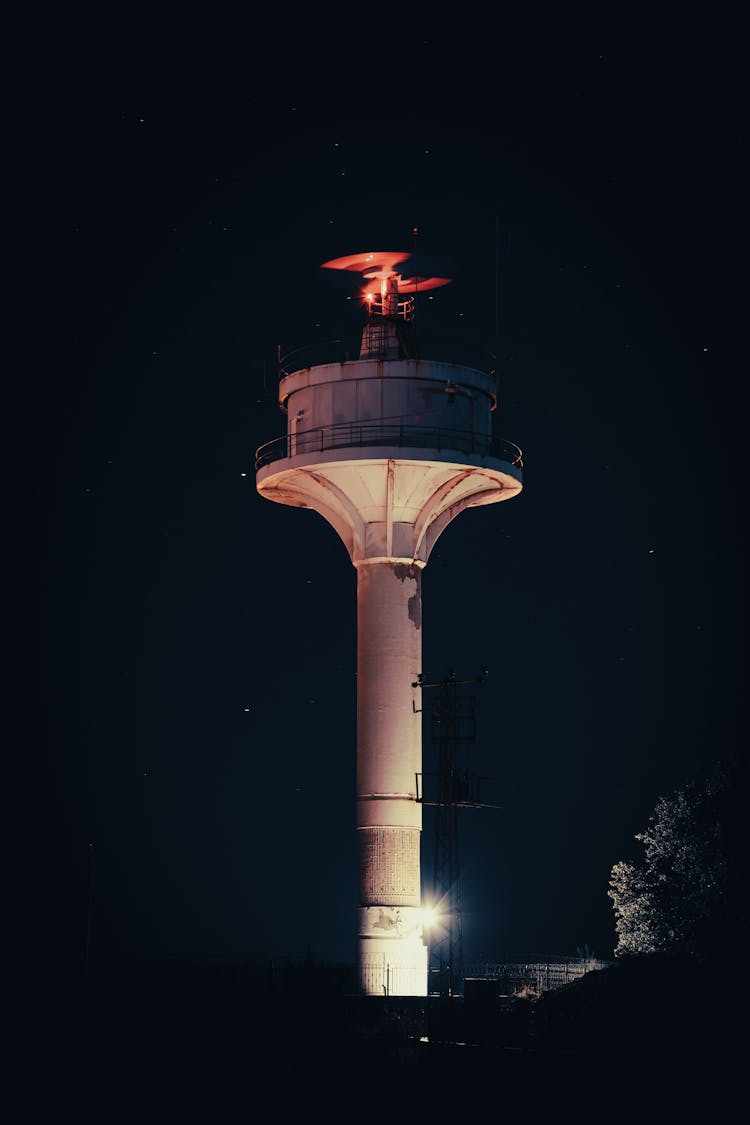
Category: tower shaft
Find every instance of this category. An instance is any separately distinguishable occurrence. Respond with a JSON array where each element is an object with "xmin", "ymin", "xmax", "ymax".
[{"xmin": 356, "ymin": 559, "xmax": 425, "ymax": 995}]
